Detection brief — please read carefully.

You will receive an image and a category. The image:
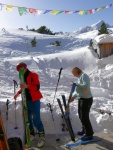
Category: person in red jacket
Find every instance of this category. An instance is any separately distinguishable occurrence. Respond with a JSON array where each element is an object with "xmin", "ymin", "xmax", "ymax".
[{"xmin": 14, "ymin": 62, "xmax": 45, "ymax": 148}]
